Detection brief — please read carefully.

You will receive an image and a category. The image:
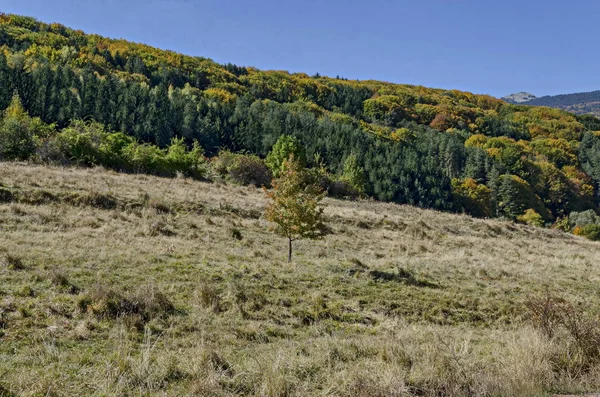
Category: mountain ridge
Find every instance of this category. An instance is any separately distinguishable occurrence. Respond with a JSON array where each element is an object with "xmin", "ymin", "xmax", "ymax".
[{"xmin": 503, "ymin": 89, "xmax": 600, "ymax": 117}]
